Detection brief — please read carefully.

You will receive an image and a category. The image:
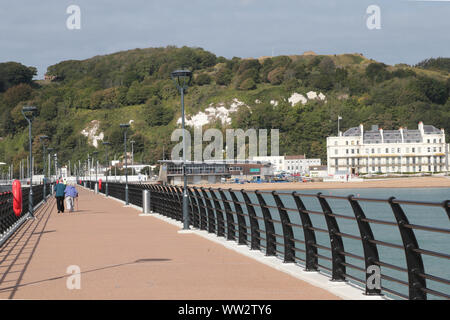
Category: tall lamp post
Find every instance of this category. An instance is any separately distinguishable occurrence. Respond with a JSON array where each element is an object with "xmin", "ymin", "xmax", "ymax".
[
  {"xmin": 120, "ymin": 123, "xmax": 130, "ymax": 205},
  {"xmin": 103, "ymin": 142, "xmax": 111, "ymax": 197},
  {"xmin": 130, "ymin": 140, "xmax": 135, "ymax": 167},
  {"xmin": 47, "ymin": 148, "xmax": 54, "ymax": 183},
  {"xmin": 171, "ymin": 69, "xmax": 192, "ymax": 230},
  {"xmin": 93, "ymin": 151, "xmax": 99, "ymax": 191},
  {"xmin": 87, "ymin": 153, "xmax": 91, "ymax": 187},
  {"xmin": 39, "ymin": 136, "xmax": 49, "ymax": 202},
  {"xmin": 22, "ymin": 106, "xmax": 38, "ymax": 219}
]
